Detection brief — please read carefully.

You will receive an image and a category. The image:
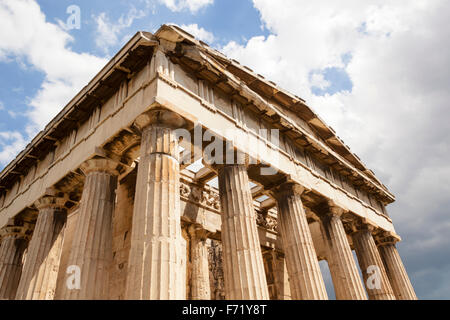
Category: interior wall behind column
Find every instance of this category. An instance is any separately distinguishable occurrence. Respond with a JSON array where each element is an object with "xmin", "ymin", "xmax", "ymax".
[{"xmin": 262, "ymin": 251, "xmax": 277, "ymax": 299}]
